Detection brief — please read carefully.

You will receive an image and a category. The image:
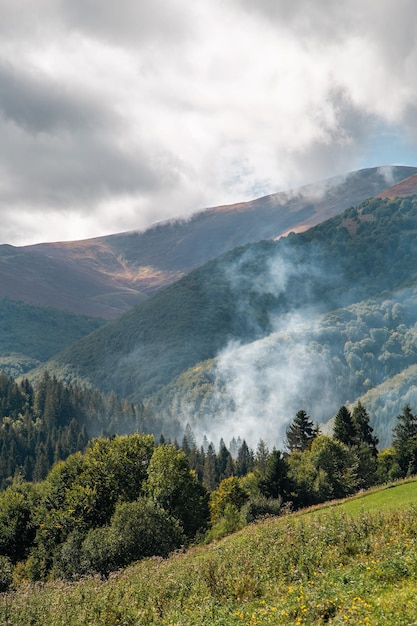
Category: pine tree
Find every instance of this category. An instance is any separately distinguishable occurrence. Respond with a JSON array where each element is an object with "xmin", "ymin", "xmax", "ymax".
[
  {"xmin": 235, "ymin": 440, "xmax": 253, "ymax": 477},
  {"xmin": 351, "ymin": 402, "xmax": 378, "ymax": 455},
  {"xmin": 216, "ymin": 440, "xmax": 234, "ymax": 482},
  {"xmin": 286, "ymin": 410, "xmax": 316, "ymax": 452},
  {"xmin": 254, "ymin": 439, "xmax": 270, "ymax": 479},
  {"xmin": 392, "ymin": 404, "xmax": 417, "ymax": 476},
  {"xmin": 258, "ymin": 450, "xmax": 292, "ymax": 501},
  {"xmin": 333, "ymin": 405, "xmax": 356, "ymax": 446},
  {"xmin": 203, "ymin": 443, "xmax": 217, "ymax": 491}
]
